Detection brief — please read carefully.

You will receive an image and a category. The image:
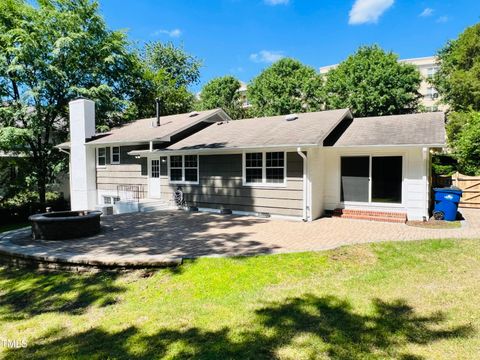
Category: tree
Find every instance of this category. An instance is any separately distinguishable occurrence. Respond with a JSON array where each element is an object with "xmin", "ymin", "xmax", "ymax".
[
  {"xmin": 198, "ymin": 76, "xmax": 245, "ymax": 119},
  {"xmin": 0, "ymin": 0, "xmax": 143, "ymax": 209},
  {"xmin": 247, "ymin": 58, "xmax": 324, "ymax": 117},
  {"xmin": 432, "ymin": 23, "xmax": 480, "ymax": 111},
  {"xmin": 446, "ymin": 111, "xmax": 480, "ymax": 175},
  {"xmin": 324, "ymin": 45, "xmax": 422, "ymax": 117},
  {"xmin": 135, "ymin": 42, "xmax": 202, "ymax": 118}
]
